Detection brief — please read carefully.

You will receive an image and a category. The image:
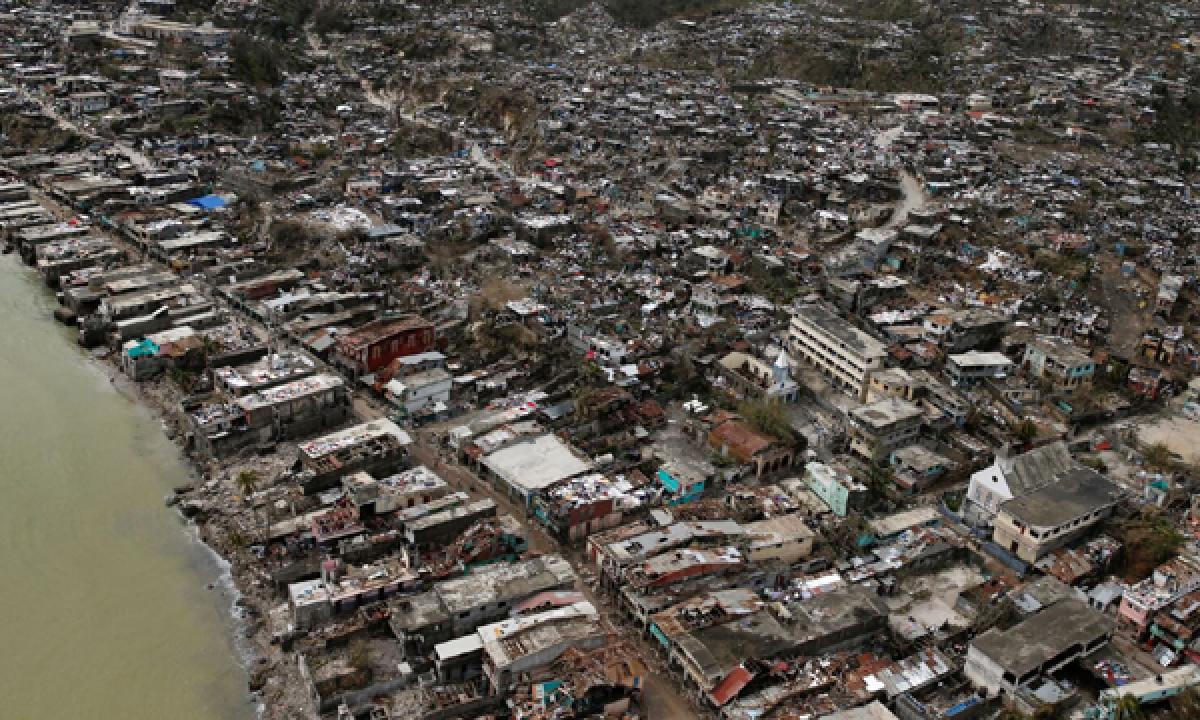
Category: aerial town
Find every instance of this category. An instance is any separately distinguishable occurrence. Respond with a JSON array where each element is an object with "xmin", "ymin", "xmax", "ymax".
[{"xmin": 3, "ymin": 1, "xmax": 1200, "ymax": 719}]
